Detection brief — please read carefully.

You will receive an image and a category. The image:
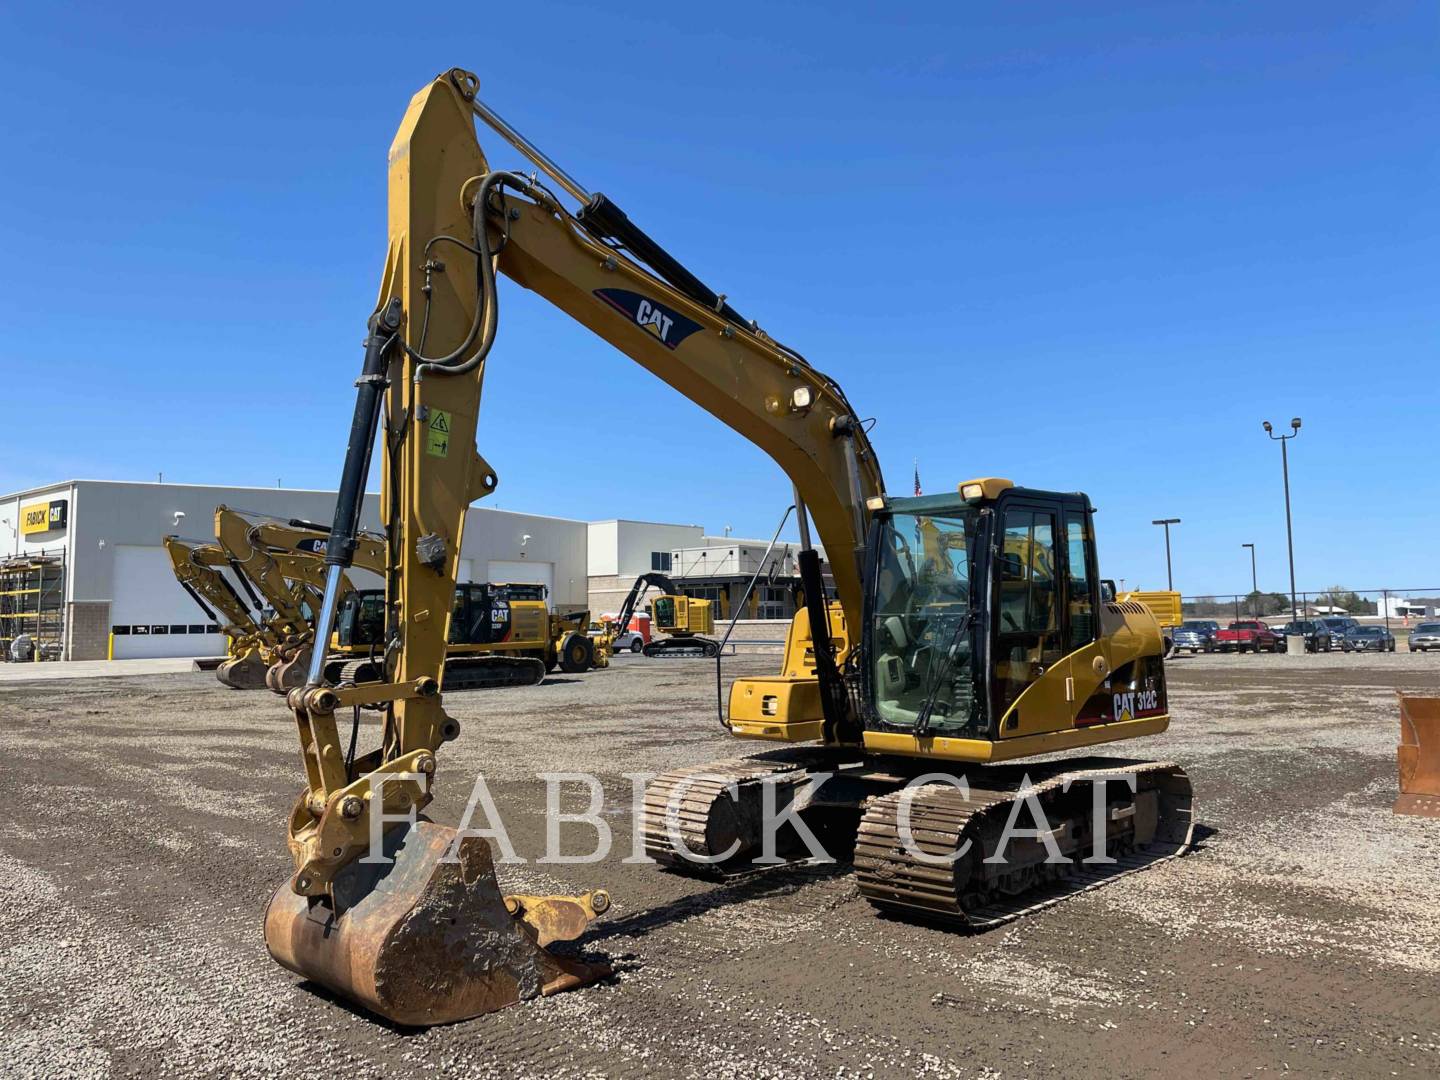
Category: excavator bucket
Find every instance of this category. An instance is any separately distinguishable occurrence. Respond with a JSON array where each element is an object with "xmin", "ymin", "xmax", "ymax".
[
  {"xmin": 264, "ymin": 821, "xmax": 610, "ymax": 1026},
  {"xmin": 1395, "ymin": 692, "xmax": 1440, "ymax": 818},
  {"xmin": 216, "ymin": 649, "xmax": 269, "ymax": 690},
  {"xmin": 265, "ymin": 645, "xmax": 312, "ymax": 693}
]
